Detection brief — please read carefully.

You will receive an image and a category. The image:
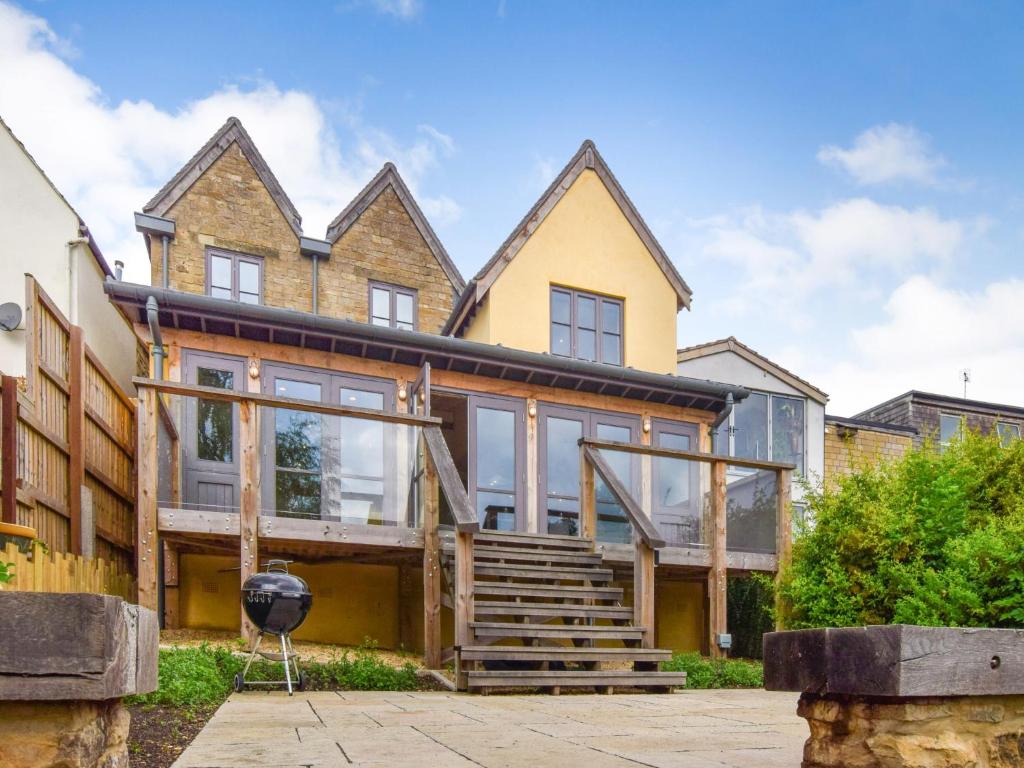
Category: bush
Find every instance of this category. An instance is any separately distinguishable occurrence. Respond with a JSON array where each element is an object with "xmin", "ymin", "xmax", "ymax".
[
  {"xmin": 661, "ymin": 652, "xmax": 764, "ymax": 688},
  {"xmin": 127, "ymin": 641, "xmax": 421, "ymax": 709},
  {"xmin": 778, "ymin": 431, "xmax": 1024, "ymax": 629},
  {"xmin": 727, "ymin": 574, "xmax": 774, "ymax": 659}
]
